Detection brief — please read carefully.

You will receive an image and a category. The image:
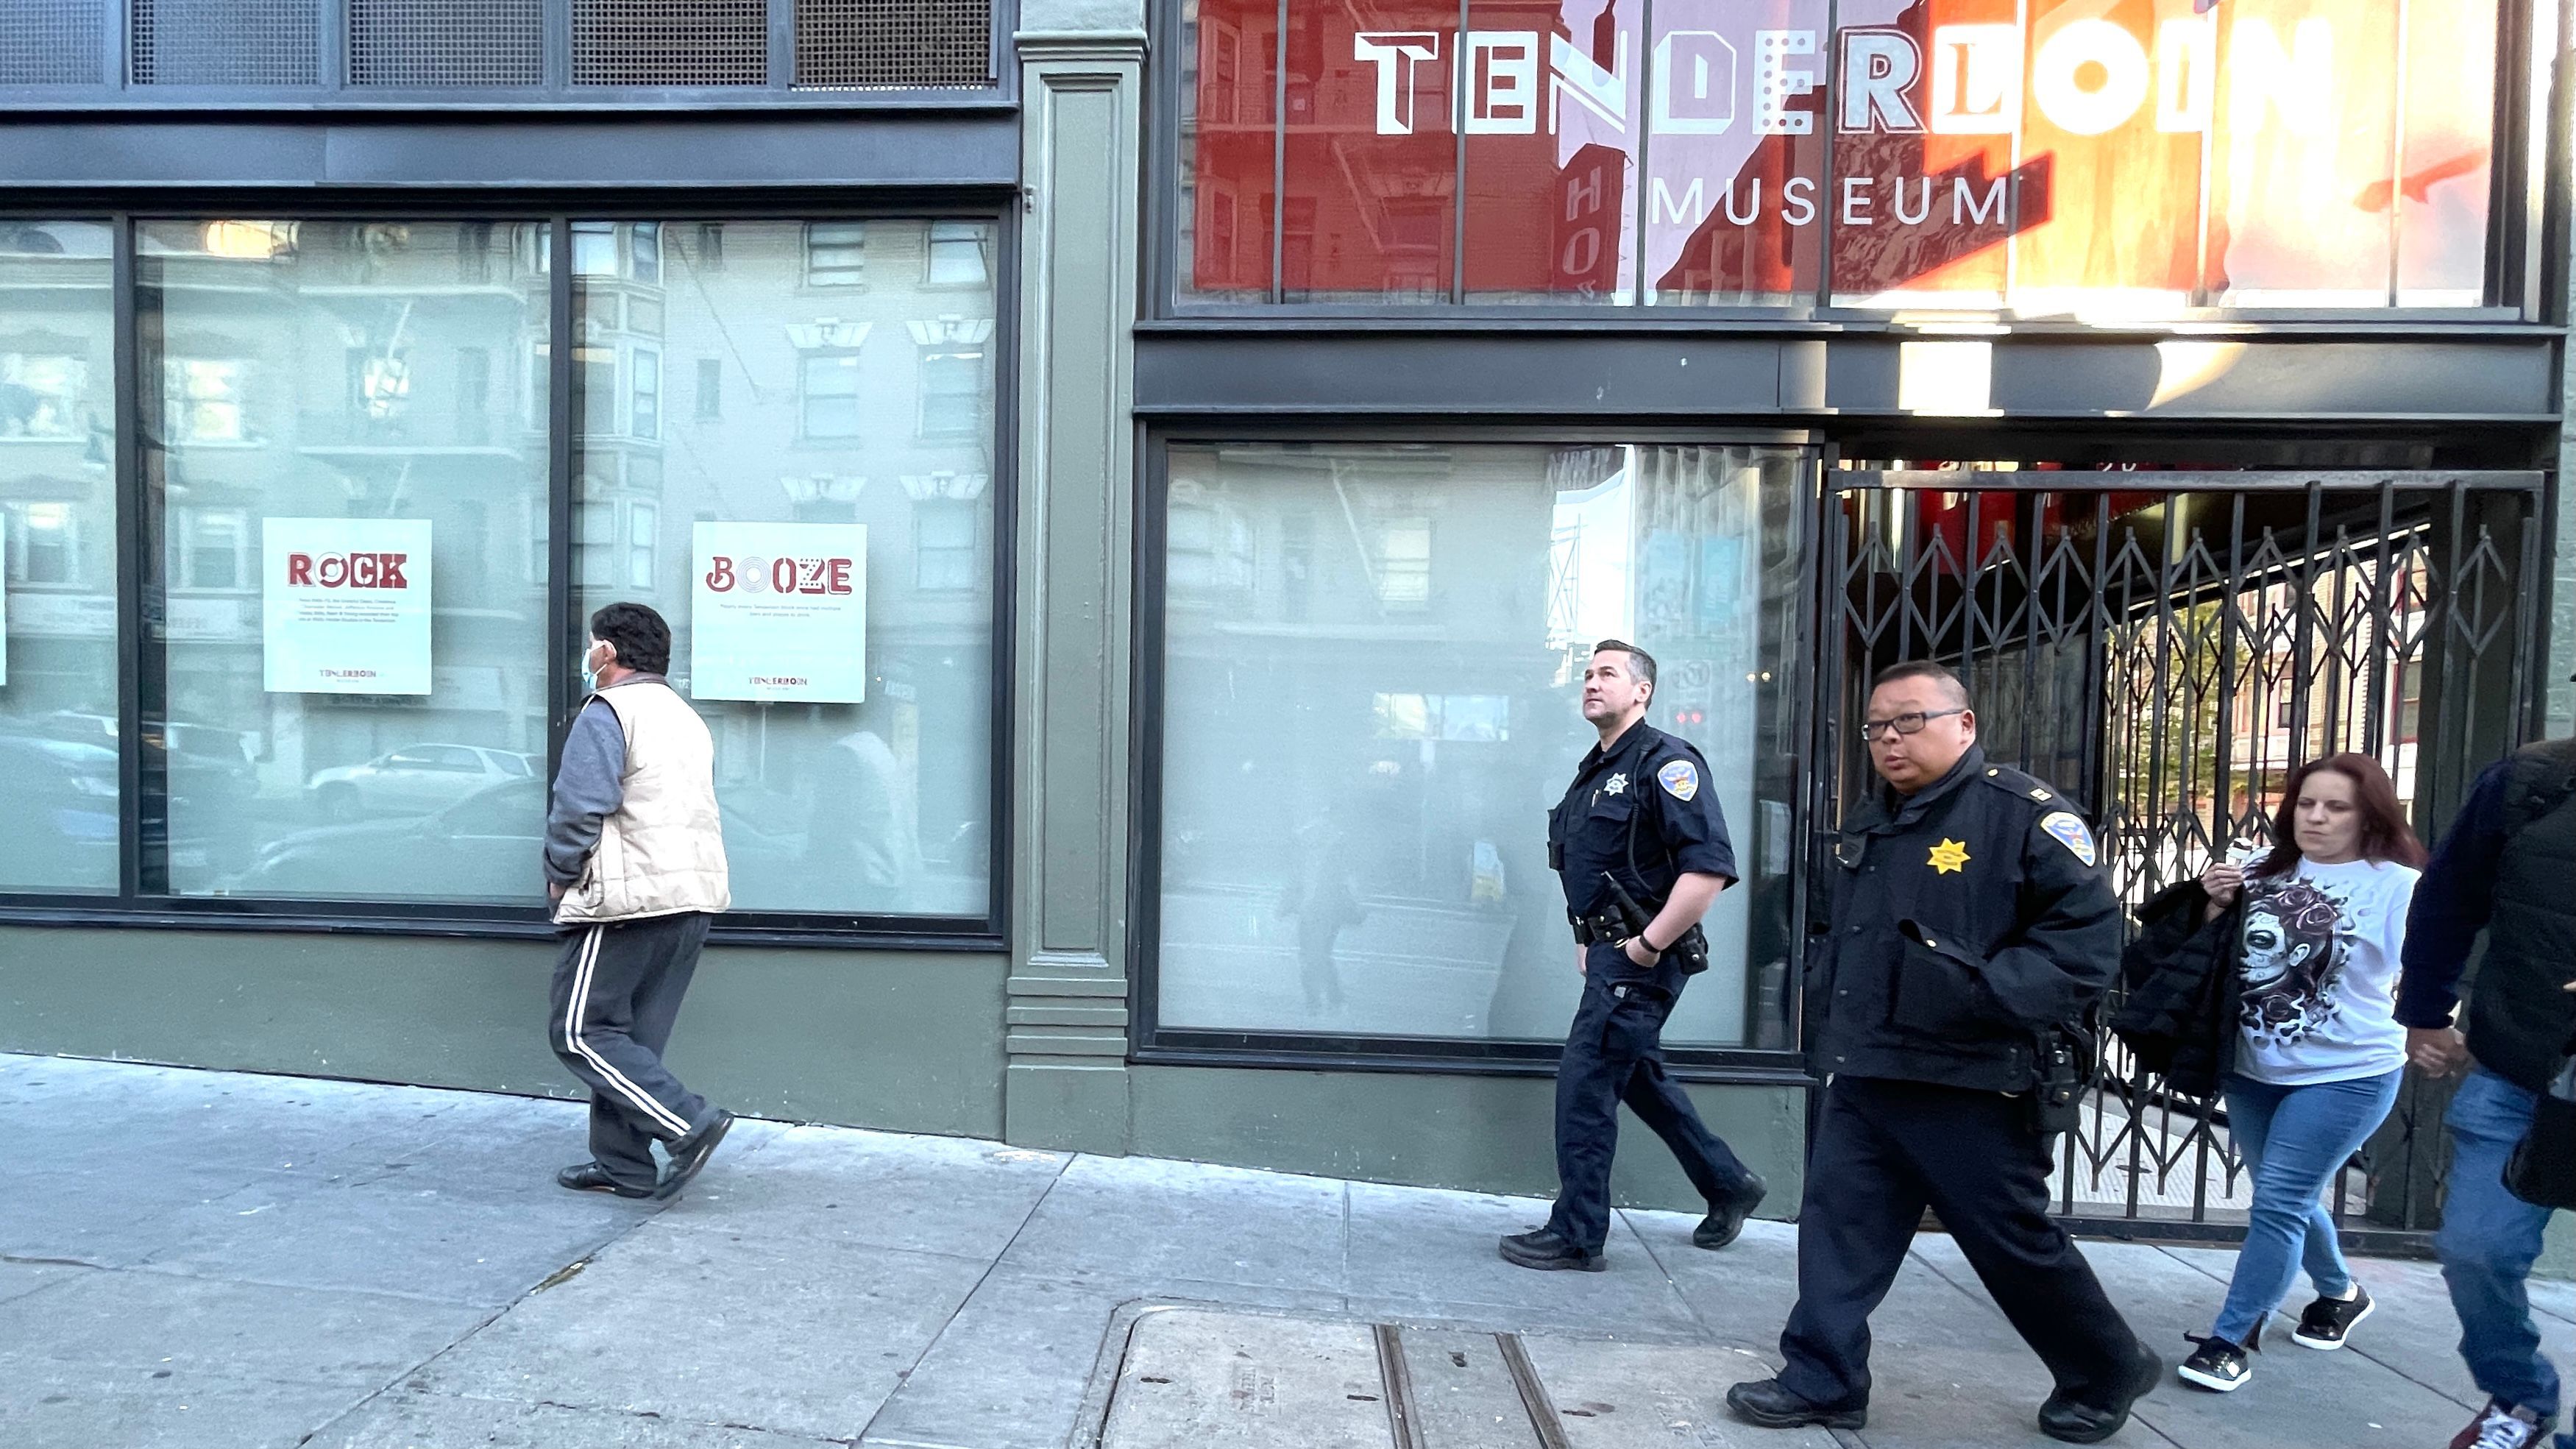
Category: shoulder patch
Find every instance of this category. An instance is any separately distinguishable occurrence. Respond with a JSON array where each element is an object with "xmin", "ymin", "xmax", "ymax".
[
  {"xmin": 1657, "ymin": 759, "xmax": 1700, "ymax": 801},
  {"xmin": 2039, "ymin": 811, "xmax": 2098, "ymax": 868}
]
